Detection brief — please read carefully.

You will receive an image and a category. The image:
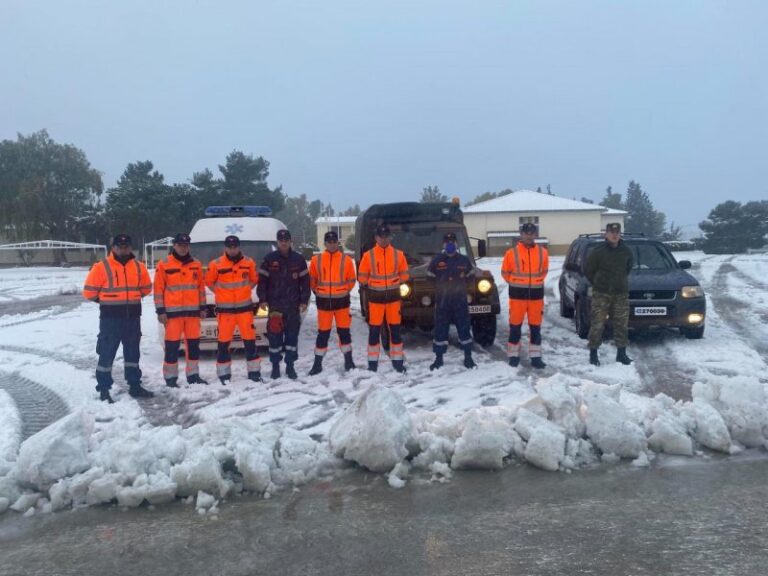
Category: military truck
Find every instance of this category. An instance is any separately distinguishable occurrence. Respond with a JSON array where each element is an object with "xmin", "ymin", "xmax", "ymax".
[{"xmin": 354, "ymin": 201, "xmax": 500, "ymax": 346}]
